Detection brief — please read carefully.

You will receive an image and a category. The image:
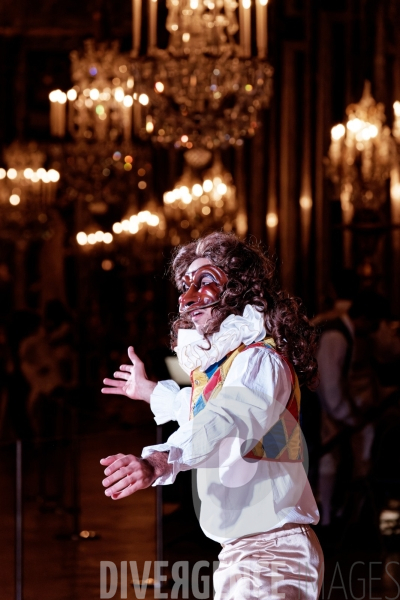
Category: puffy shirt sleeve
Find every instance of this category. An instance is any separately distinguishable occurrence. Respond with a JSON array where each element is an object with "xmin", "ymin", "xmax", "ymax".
[
  {"xmin": 150, "ymin": 380, "xmax": 192, "ymax": 426},
  {"xmin": 143, "ymin": 346, "xmax": 292, "ymax": 485}
]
